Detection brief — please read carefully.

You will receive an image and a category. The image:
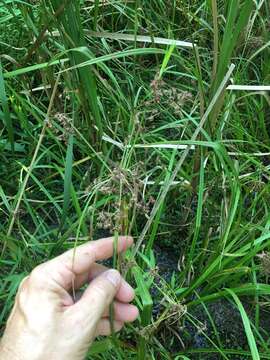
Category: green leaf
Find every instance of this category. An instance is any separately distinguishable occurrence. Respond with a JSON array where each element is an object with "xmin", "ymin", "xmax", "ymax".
[
  {"xmin": 59, "ymin": 133, "xmax": 74, "ymax": 232},
  {"xmin": 226, "ymin": 289, "xmax": 260, "ymax": 360},
  {"xmin": 0, "ymin": 62, "xmax": 14, "ymax": 151},
  {"xmin": 88, "ymin": 339, "xmax": 113, "ymax": 355}
]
